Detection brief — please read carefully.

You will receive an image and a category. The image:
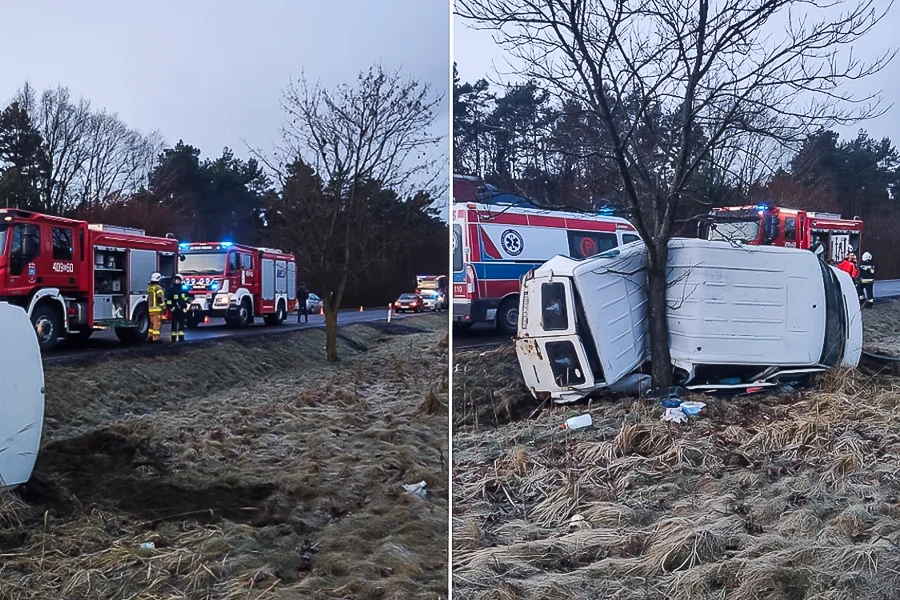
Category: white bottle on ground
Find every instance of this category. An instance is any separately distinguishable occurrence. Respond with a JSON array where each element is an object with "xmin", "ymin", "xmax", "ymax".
[{"xmin": 561, "ymin": 413, "xmax": 592, "ymax": 430}]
